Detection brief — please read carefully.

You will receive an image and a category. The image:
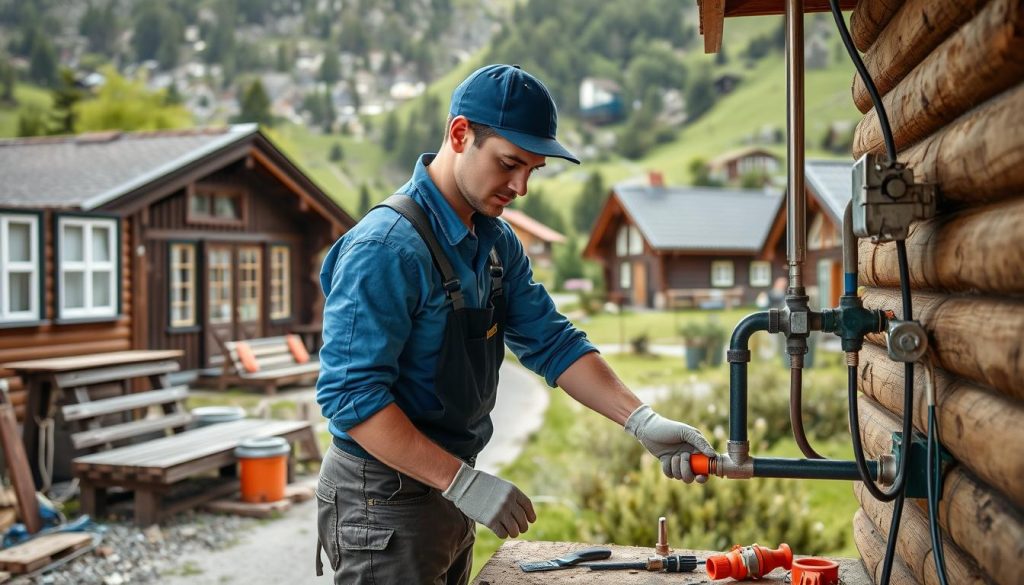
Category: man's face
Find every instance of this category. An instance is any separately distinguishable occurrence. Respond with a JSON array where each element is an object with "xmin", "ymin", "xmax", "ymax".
[{"xmin": 453, "ymin": 130, "xmax": 546, "ymax": 219}]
